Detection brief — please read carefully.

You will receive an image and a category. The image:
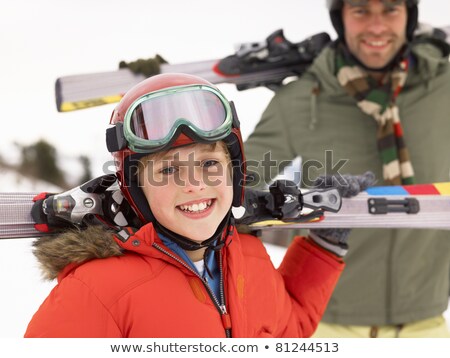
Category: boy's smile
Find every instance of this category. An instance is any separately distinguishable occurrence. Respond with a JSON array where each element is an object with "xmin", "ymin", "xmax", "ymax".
[{"xmin": 177, "ymin": 198, "xmax": 215, "ymax": 218}]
